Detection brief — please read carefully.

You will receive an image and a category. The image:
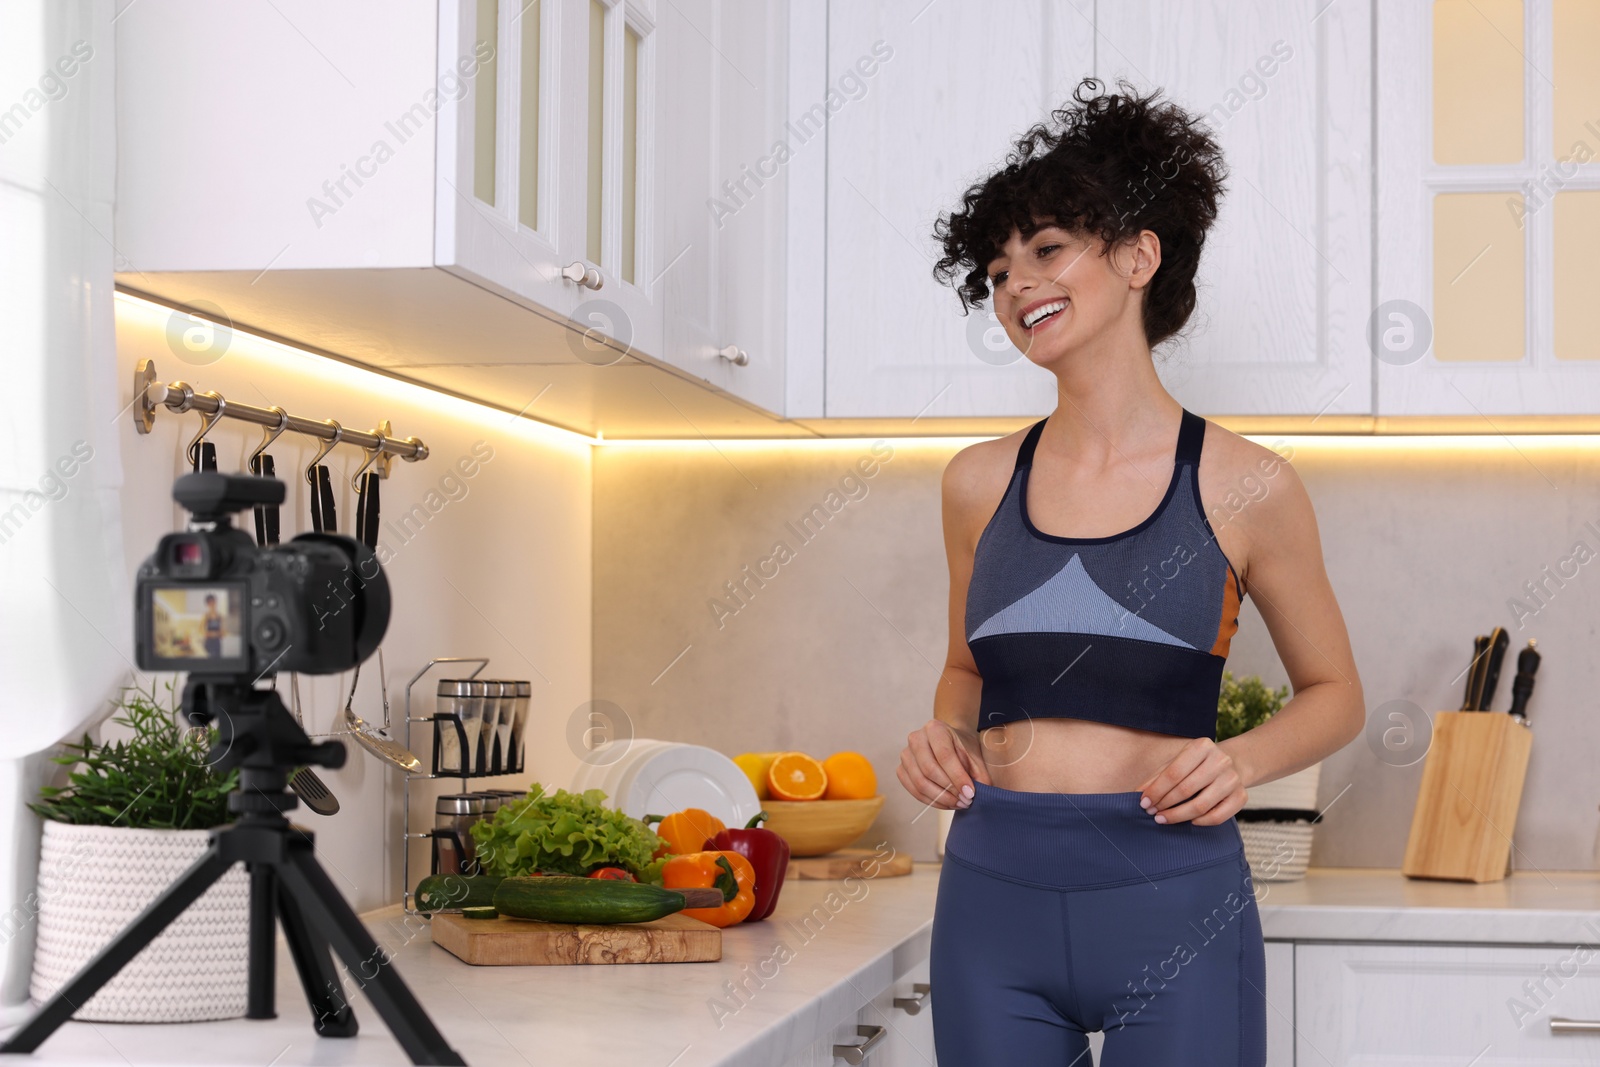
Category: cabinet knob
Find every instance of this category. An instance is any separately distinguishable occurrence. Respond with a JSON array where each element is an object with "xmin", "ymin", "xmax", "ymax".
[
  {"xmin": 831, "ymin": 1023, "xmax": 886, "ymax": 1064},
  {"xmin": 892, "ymin": 981, "xmax": 930, "ymax": 1015},
  {"xmin": 1551, "ymin": 1016, "xmax": 1600, "ymax": 1033},
  {"xmin": 561, "ymin": 261, "xmax": 604, "ymax": 291},
  {"xmin": 717, "ymin": 345, "xmax": 749, "ymax": 366}
]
